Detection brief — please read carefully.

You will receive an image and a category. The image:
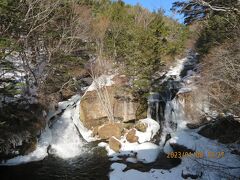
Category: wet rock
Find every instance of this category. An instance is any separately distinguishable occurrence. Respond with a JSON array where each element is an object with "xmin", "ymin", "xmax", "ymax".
[
  {"xmin": 122, "ymin": 122, "xmax": 135, "ymax": 130},
  {"xmin": 98, "ymin": 123, "xmax": 122, "ymax": 140},
  {"xmin": 169, "ymin": 143, "xmax": 194, "ymax": 153},
  {"xmin": 181, "ymin": 167, "xmax": 203, "ymax": 179},
  {"xmin": 60, "ymin": 88, "xmax": 75, "ymax": 100},
  {"xmin": 187, "ymin": 123, "xmax": 203, "ymax": 129},
  {"xmin": 0, "ymin": 131, "xmax": 39, "ymax": 160},
  {"xmin": 109, "ymin": 137, "xmax": 122, "ymax": 152},
  {"xmin": 231, "ymin": 149, "xmax": 240, "ymax": 156},
  {"xmin": 126, "ymin": 129, "xmax": 139, "ymax": 143},
  {"xmin": 198, "ymin": 115, "xmax": 240, "ymax": 144},
  {"xmin": 0, "ymin": 103, "xmax": 45, "ymax": 160},
  {"xmin": 186, "ymin": 115, "xmax": 209, "ymax": 129},
  {"xmin": 163, "ymin": 134, "xmax": 171, "ymax": 146},
  {"xmin": 19, "ymin": 138, "xmax": 37, "ymax": 155},
  {"xmin": 92, "ymin": 126, "xmax": 99, "ymax": 136},
  {"xmin": 135, "ymin": 122, "xmax": 148, "ymax": 132},
  {"xmin": 136, "ymin": 101, "xmax": 148, "ymax": 120}
]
